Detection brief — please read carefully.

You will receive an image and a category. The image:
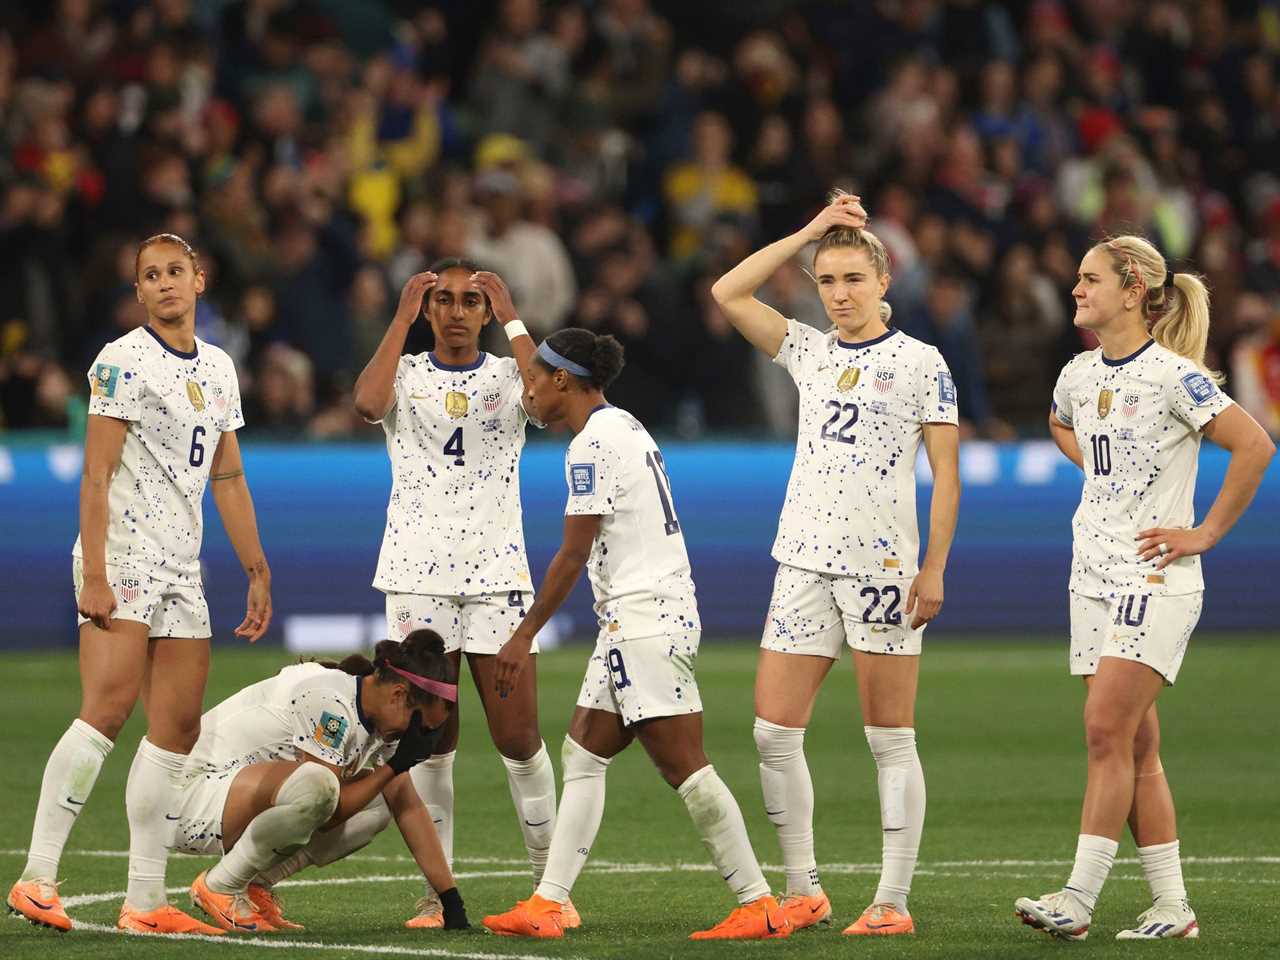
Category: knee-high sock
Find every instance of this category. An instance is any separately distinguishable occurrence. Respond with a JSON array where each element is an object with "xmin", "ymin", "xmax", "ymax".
[
  {"xmin": 535, "ymin": 737, "xmax": 609, "ymax": 903},
  {"xmin": 865, "ymin": 726, "xmax": 926, "ymax": 913},
  {"xmin": 753, "ymin": 717, "xmax": 820, "ymax": 895},
  {"xmin": 21, "ymin": 719, "xmax": 113, "ymax": 882},
  {"xmin": 125, "ymin": 738, "xmax": 188, "ymax": 910},
  {"xmin": 1066, "ymin": 834, "xmax": 1119, "ymax": 913},
  {"xmin": 679, "ymin": 765, "xmax": 770, "ymax": 905},
  {"xmin": 410, "ymin": 750, "xmax": 455, "ymax": 869},
  {"xmin": 502, "ymin": 742, "xmax": 557, "ymax": 883},
  {"xmin": 256, "ymin": 796, "xmax": 392, "ymax": 887},
  {"xmin": 207, "ymin": 764, "xmax": 340, "ymax": 895},
  {"xmin": 1138, "ymin": 840, "xmax": 1187, "ymax": 906}
]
